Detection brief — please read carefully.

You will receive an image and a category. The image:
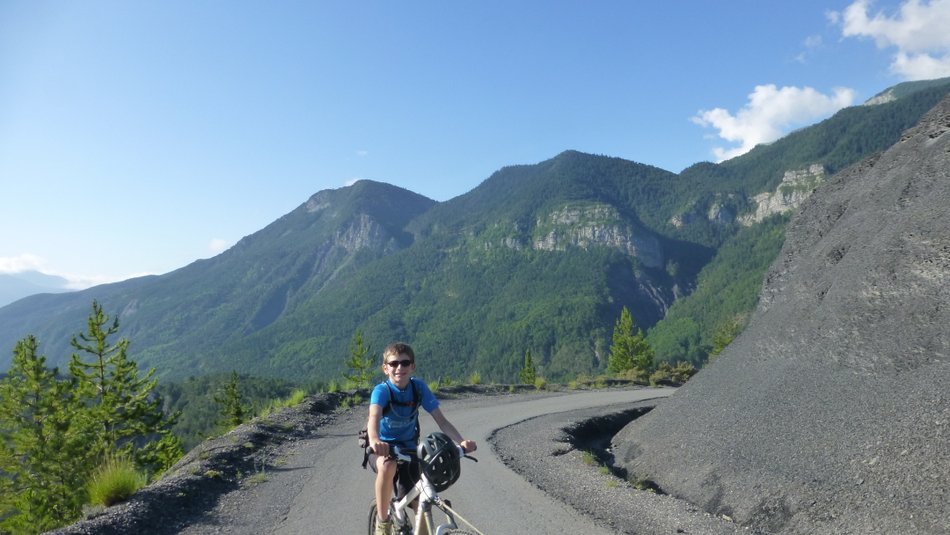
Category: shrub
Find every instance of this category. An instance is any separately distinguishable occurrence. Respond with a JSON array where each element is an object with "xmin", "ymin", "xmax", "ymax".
[
  {"xmin": 650, "ymin": 361, "xmax": 698, "ymax": 385},
  {"xmin": 671, "ymin": 361, "xmax": 698, "ymax": 383},
  {"xmin": 468, "ymin": 370, "xmax": 482, "ymax": 385},
  {"xmin": 87, "ymin": 456, "xmax": 147, "ymax": 507},
  {"xmin": 649, "ymin": 362, "xmax": 674, "ymax": 385},
  {"xmin": 534, "ymin": 377, "xmax": 547, "ymax": 391},
  {"xmin": 618, "ymin": 367, "xmax": 649, "ymax": 384}
]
